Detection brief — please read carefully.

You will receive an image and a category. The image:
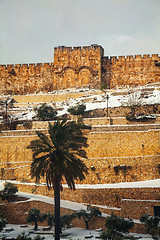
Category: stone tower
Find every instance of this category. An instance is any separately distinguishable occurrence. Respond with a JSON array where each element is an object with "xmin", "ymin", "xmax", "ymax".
[
  {"xmin": 0, "ymin": 44, "xmax": 160, "ymax": 95},
  {"xmin": 53, "ymin": 44, "xmax": 104, "ymax": 89}
]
